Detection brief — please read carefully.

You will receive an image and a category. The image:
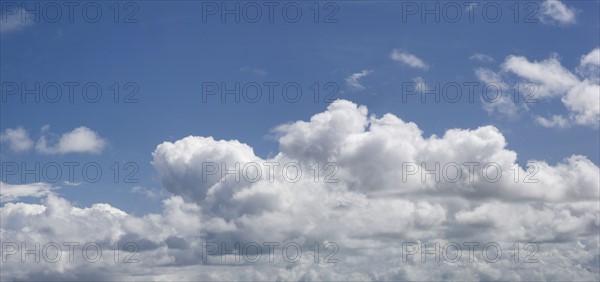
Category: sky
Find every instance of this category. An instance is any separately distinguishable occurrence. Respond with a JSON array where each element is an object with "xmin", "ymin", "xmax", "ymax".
[{"xmin": 0, "ymin": 0, "xmax": 599, "ymax": 281}]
